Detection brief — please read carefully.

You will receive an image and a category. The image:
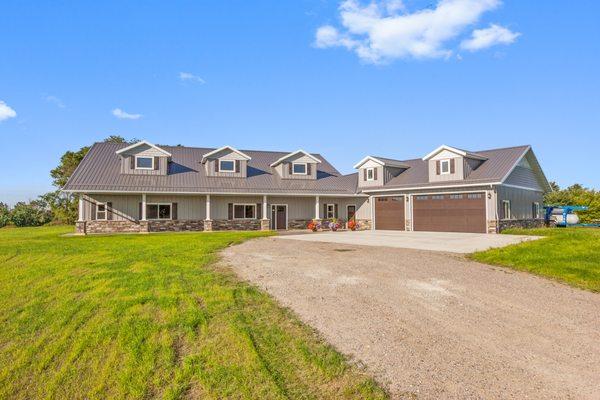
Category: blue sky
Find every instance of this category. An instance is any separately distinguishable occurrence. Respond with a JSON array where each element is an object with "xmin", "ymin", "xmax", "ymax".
[{"xmin": 1, "ymin": 1, "xmax": 599, "ymax": 204}]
